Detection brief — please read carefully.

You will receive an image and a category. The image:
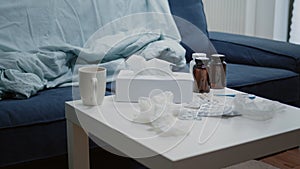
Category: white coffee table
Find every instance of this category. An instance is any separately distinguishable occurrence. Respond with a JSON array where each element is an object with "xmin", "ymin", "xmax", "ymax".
[{"xmin": 65, "ymin": 88, "xmax": 300, "ymax": 169}]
